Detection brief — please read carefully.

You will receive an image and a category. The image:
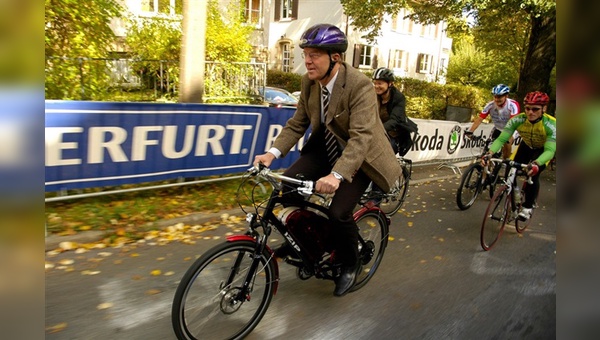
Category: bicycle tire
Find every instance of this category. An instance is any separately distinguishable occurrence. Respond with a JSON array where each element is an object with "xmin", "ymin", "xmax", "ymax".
[
  {"xmin": 172, "ymin": 240, "xmax": 276, "ymax": 340},
  {"xmin": 480, "ymin": 185, "xmax": 511, "ymax": 251},
  {"xmin": 515, "ymin": 183, "xmax": 533, "ymax": 233},
  {"xmin": 456, "ymin": 163, "xmax": 483, "ymax": 210},
  {"xmin": 350, "ymin": 210, "xmax": 389, "ymax": 291},
  {"xmin": 379, "ymin": 169, "xmax": 409, "ymax": 216}
]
